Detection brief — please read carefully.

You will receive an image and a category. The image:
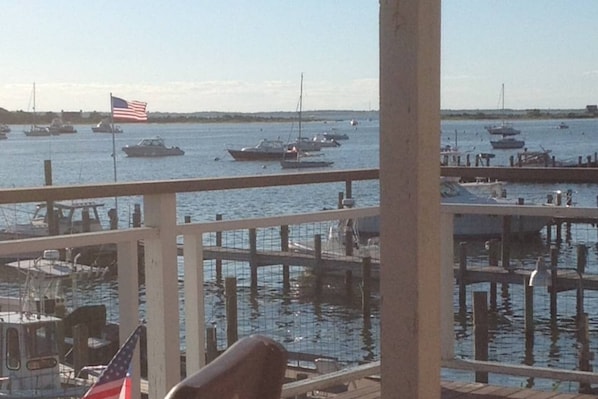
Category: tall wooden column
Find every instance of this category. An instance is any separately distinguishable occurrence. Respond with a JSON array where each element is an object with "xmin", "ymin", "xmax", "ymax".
[
  {"xmin": 144, "ymin": 193, "xmax": 181, "ymax": 399},
  {"xmin": 379, "ymin": 1, "xmax": 441, "ymax": 398}
]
